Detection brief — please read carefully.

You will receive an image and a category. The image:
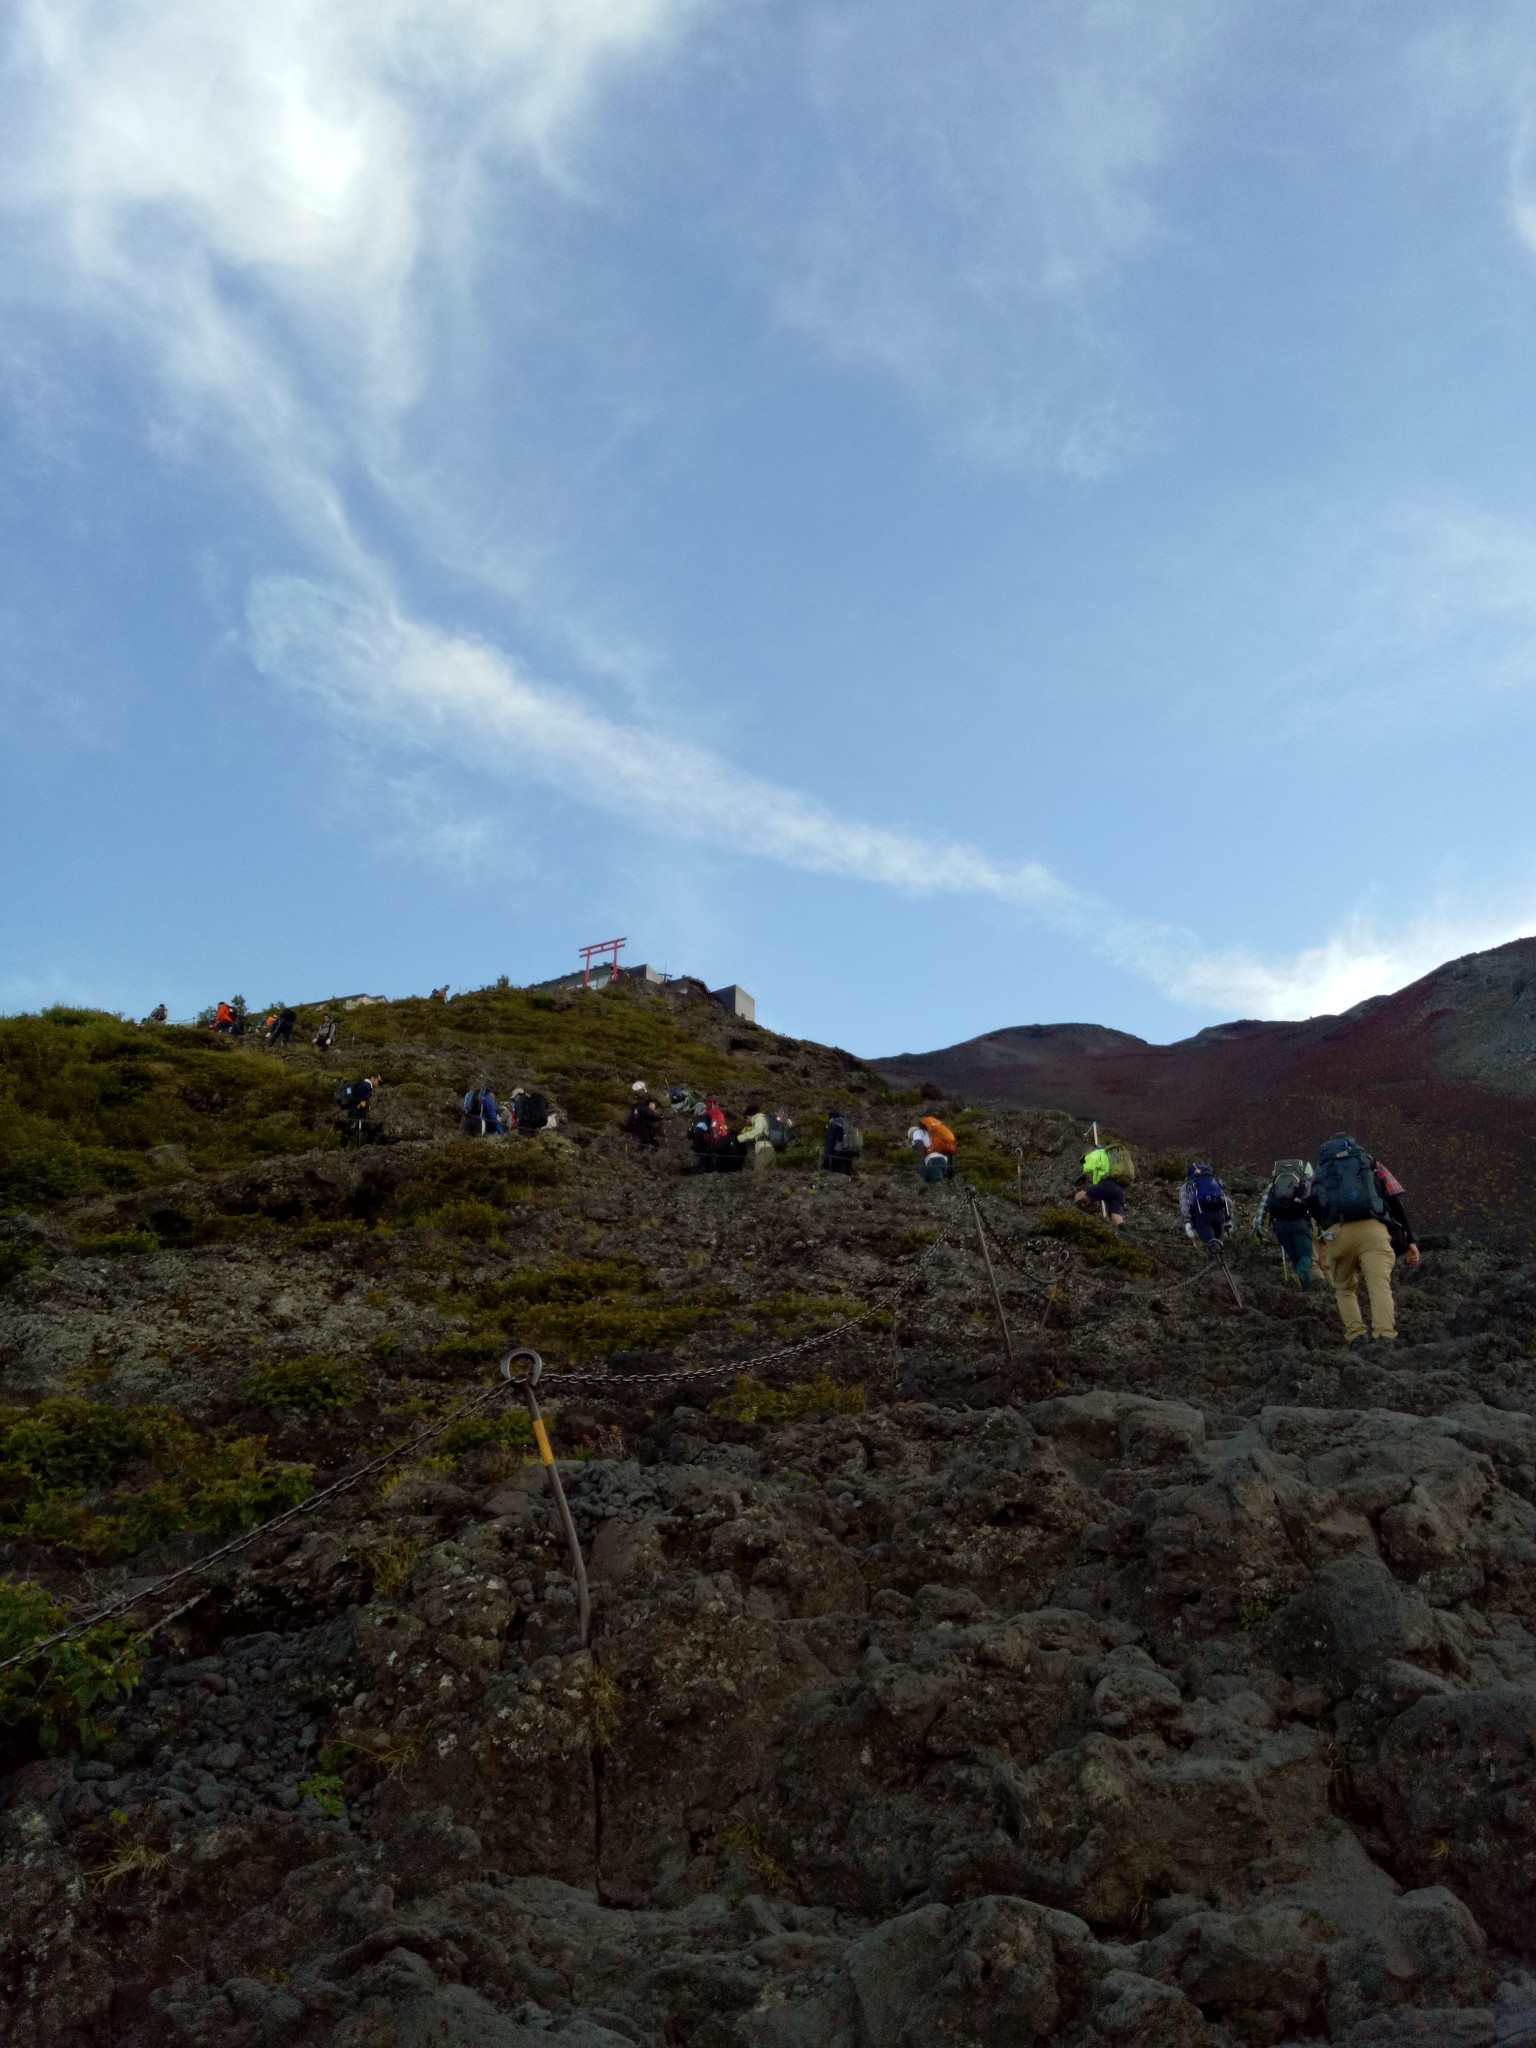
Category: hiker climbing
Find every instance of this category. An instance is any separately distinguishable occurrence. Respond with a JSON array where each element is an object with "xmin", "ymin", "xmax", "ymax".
[
  {"xmin": 909, "ymin": 1114, "xmax": 956, "ymax": 1183},
  {"xmin": 336, "ymin": 1076, "xmax": 381, "ymax": 1147},
  {"xmin": 267, "ymin": 1006, "xmax": 297, "ymax": 1049},
  {"xmin": 149, "ymin": 1003, "xmax": 168, "ymax": 1025},
  {"xmin": 1074, "ymin": 1139, "xmax": 1128, "ymax": 1228},
  {"xmin": 669, "ymin": 1084, "xmax": 703, "ymax": 1120},
  {"xmin": 512, "ymin": 1086, "xmax": 551, "ymax": 1136},
  {"xmin": 211, "ymin": 1000, "xmax": 236, "ymax": 1037},
  {"xmin": 737, "ymin": 1103, "xmax": 775, "ymax": 1170},
  {"xmin": 314, "ymin": 1015, "xmax": 338, "ymax": 1051},
  {"xmin": 625, "ymin": 1095, "xmax": 663, "ymax": 1153},
  {"xmin": 1254, "ymin": 1159, "xmax": 1319, "ymax": 1290},
  {"xmin": 430, "ymin": 985, "xmax": 449, "ymax": 1002},
  {"xmin": 1308, "ymin": 1133, "xmax": 1419, "ymax": 1347},
  {"xmin": 1181, "ymin": 1162, "xmax": 1233, "ymax": 1249},
  {"xmin": 461, "ymin": 1084, "xmax": 504, "ymax": 1137},
  {"xmin": 689, "ymin": 1093, "xmax": 738, "ymax": 1173},
  {"xmin": 822, "ymin": 1108, "xmax": 862, "ymax": 1176}
]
